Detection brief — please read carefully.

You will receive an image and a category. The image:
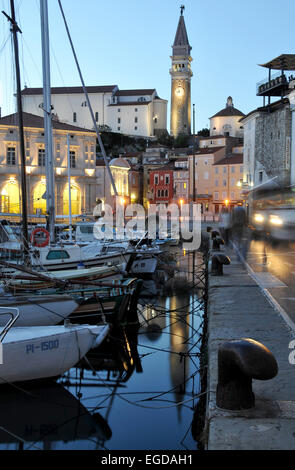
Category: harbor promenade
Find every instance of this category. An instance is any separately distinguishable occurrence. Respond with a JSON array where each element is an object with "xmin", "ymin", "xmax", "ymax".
[{"xmin": 204, "ymin": 245, "xmax": 295, "ymax": 450}]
